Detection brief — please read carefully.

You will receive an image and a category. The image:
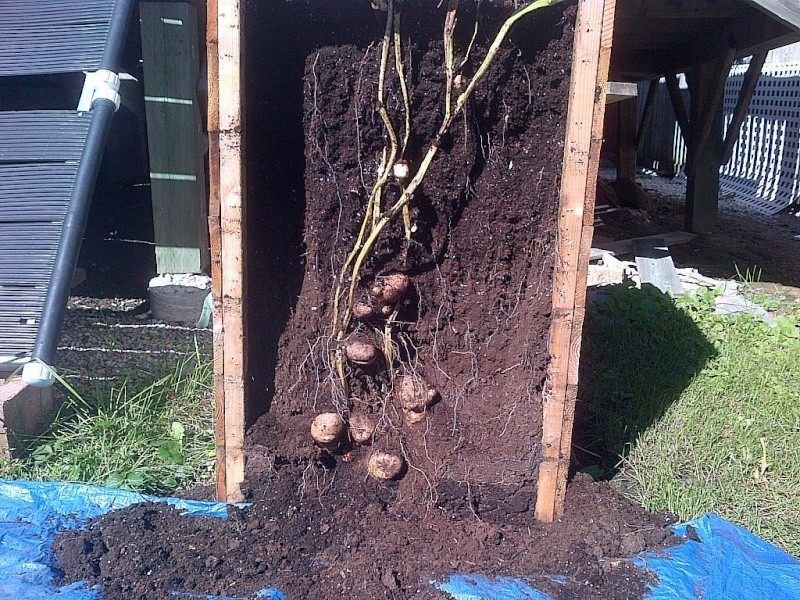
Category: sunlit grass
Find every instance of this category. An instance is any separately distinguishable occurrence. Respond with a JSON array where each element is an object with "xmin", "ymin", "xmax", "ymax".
[{"xmin": 0, "ymin": 342, "xmax": 215, "ymax": 494}]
